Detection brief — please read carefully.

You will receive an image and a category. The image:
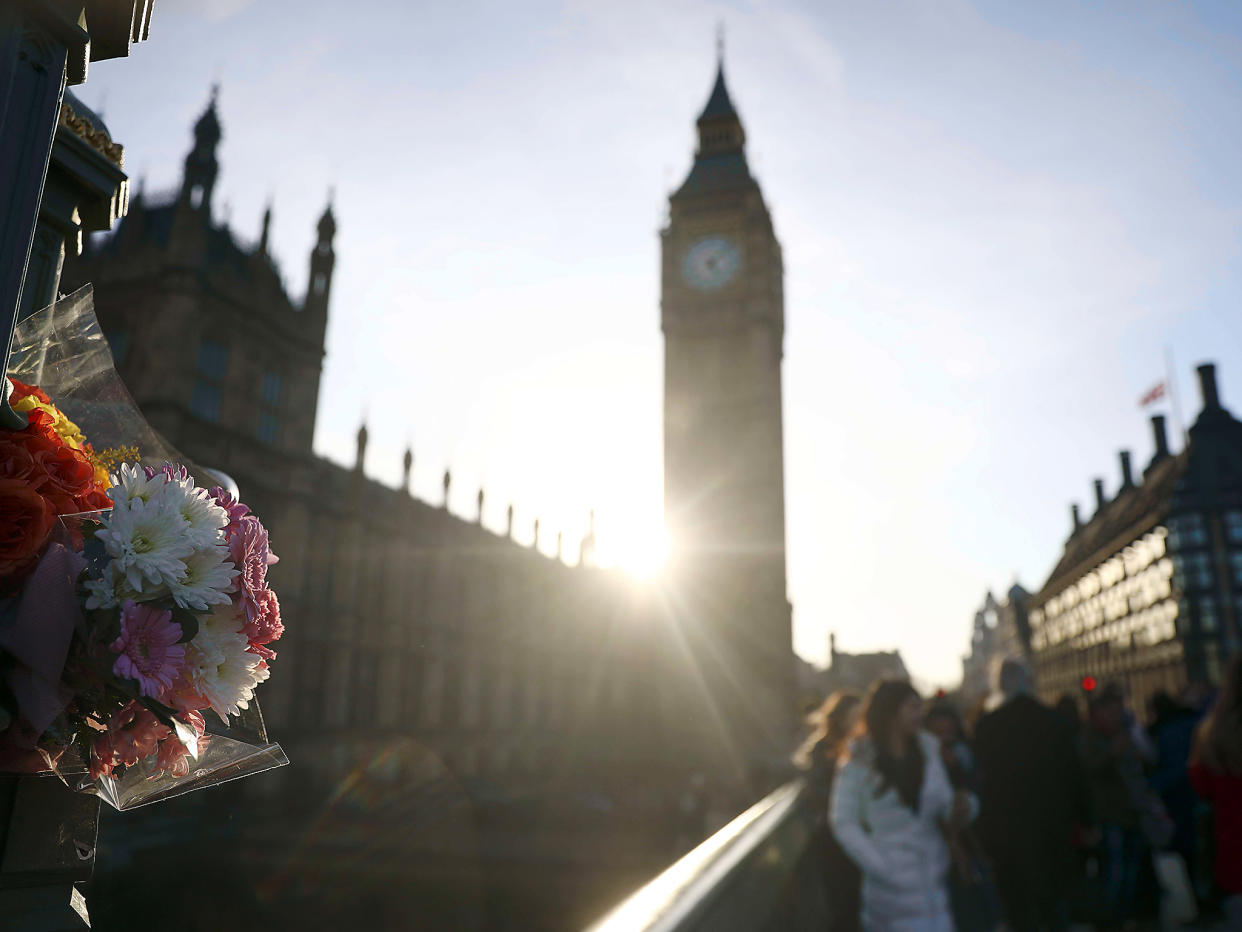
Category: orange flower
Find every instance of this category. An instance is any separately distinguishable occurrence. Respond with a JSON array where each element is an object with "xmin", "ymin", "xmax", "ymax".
[{"xmin": 0, "ymin": 478, "xmax": 55, "ymax": 583}]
